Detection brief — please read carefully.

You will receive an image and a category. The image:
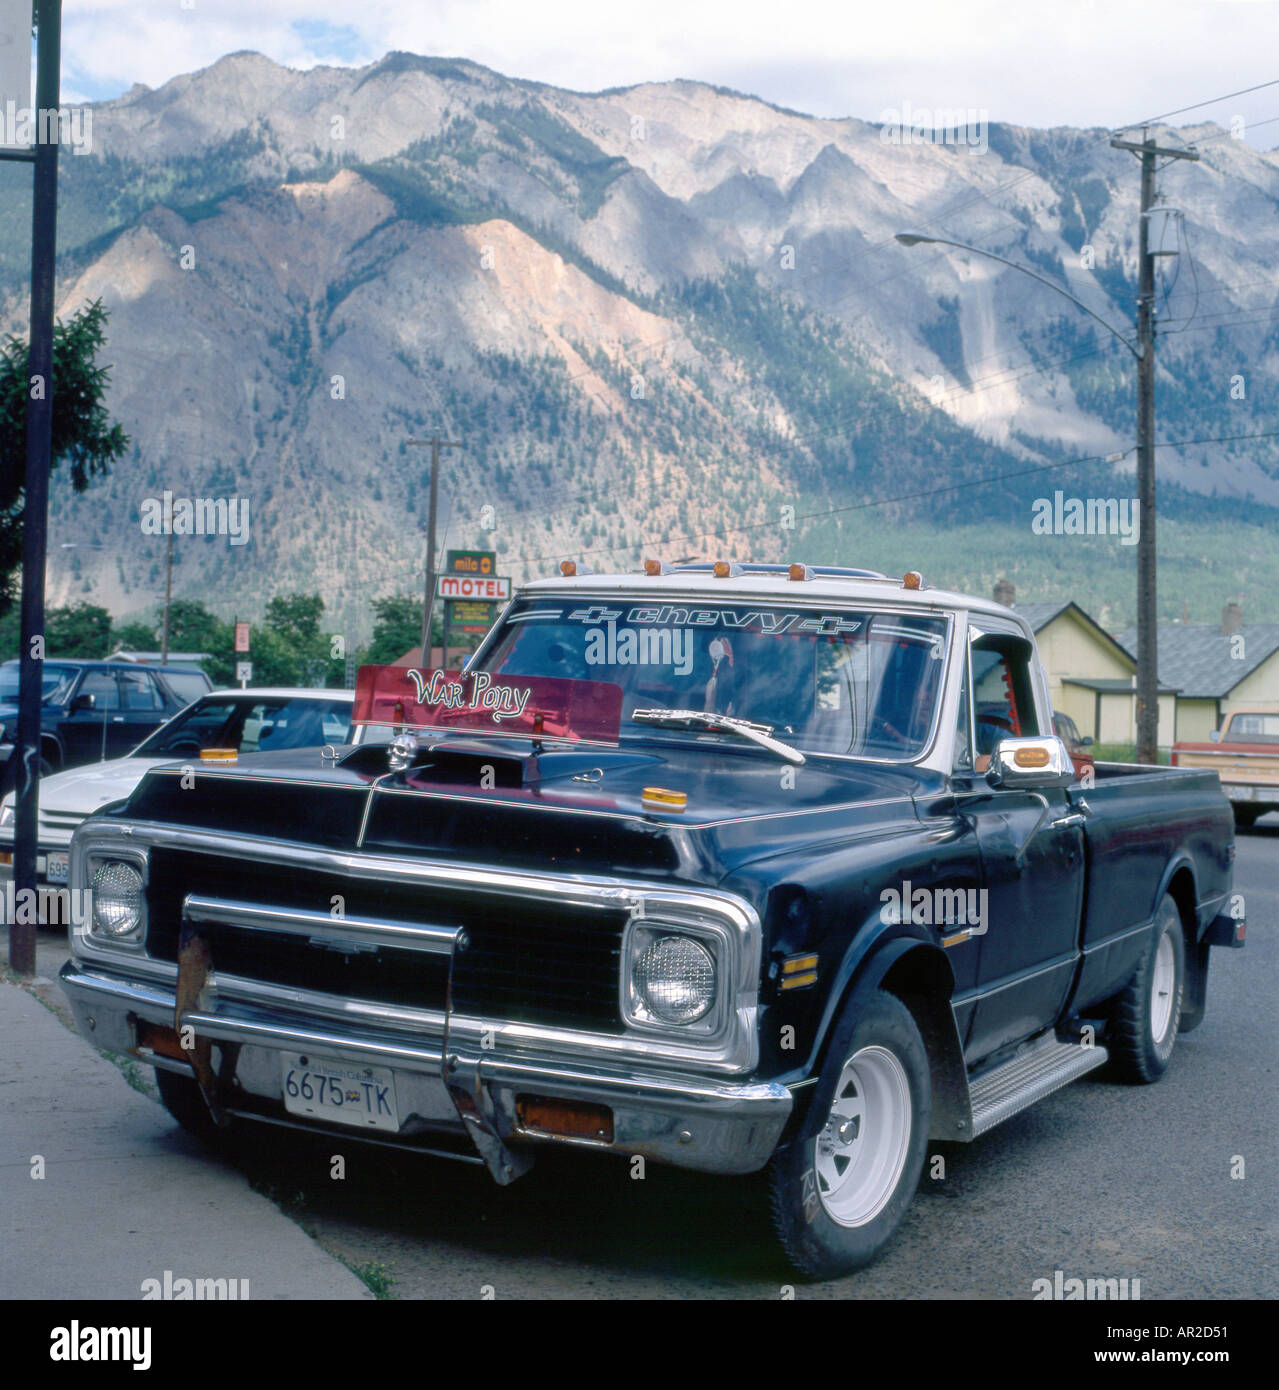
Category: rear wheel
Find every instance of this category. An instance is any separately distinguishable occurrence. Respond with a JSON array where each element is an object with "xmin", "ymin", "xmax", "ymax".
[
  {"xmin": 765, "ymin": 990, "xmax": 929, "ymax": 1280},
  {"xmin": 1107, "ymin": 893, "xmax": 1185, "ymax": 1084},
  {"xmin": 1233, "ymin": 805, "xmax": 1258, "ymax": 830}
]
